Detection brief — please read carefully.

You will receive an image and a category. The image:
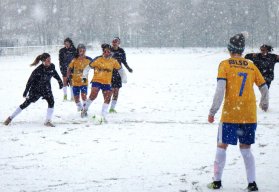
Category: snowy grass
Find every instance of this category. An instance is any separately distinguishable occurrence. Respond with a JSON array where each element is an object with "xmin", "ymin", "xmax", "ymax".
[{"xmin": 0, "ymin": 48, "xmax": 278, "ymax": 191}]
